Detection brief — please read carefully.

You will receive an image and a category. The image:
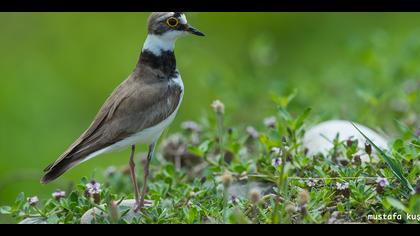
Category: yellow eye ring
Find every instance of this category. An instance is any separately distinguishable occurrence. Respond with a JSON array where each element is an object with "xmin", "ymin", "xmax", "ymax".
[{"xmin": 166, "ymin": 17, "xmax": 179, "ymax": 27}]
